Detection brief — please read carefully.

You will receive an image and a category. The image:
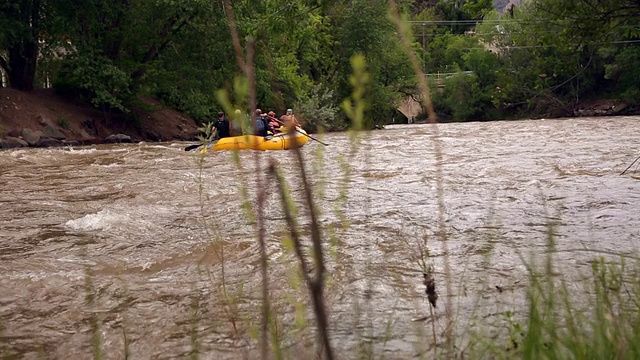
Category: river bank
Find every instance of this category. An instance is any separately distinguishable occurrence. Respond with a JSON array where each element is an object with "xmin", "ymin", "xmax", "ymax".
[
  {"xmin": 1, "ymin": 87, "xmax": 637, "ymax": 149},
  {"xmin": 0, "ymin": 88, "xmax": 200, "ymax": 149}
]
